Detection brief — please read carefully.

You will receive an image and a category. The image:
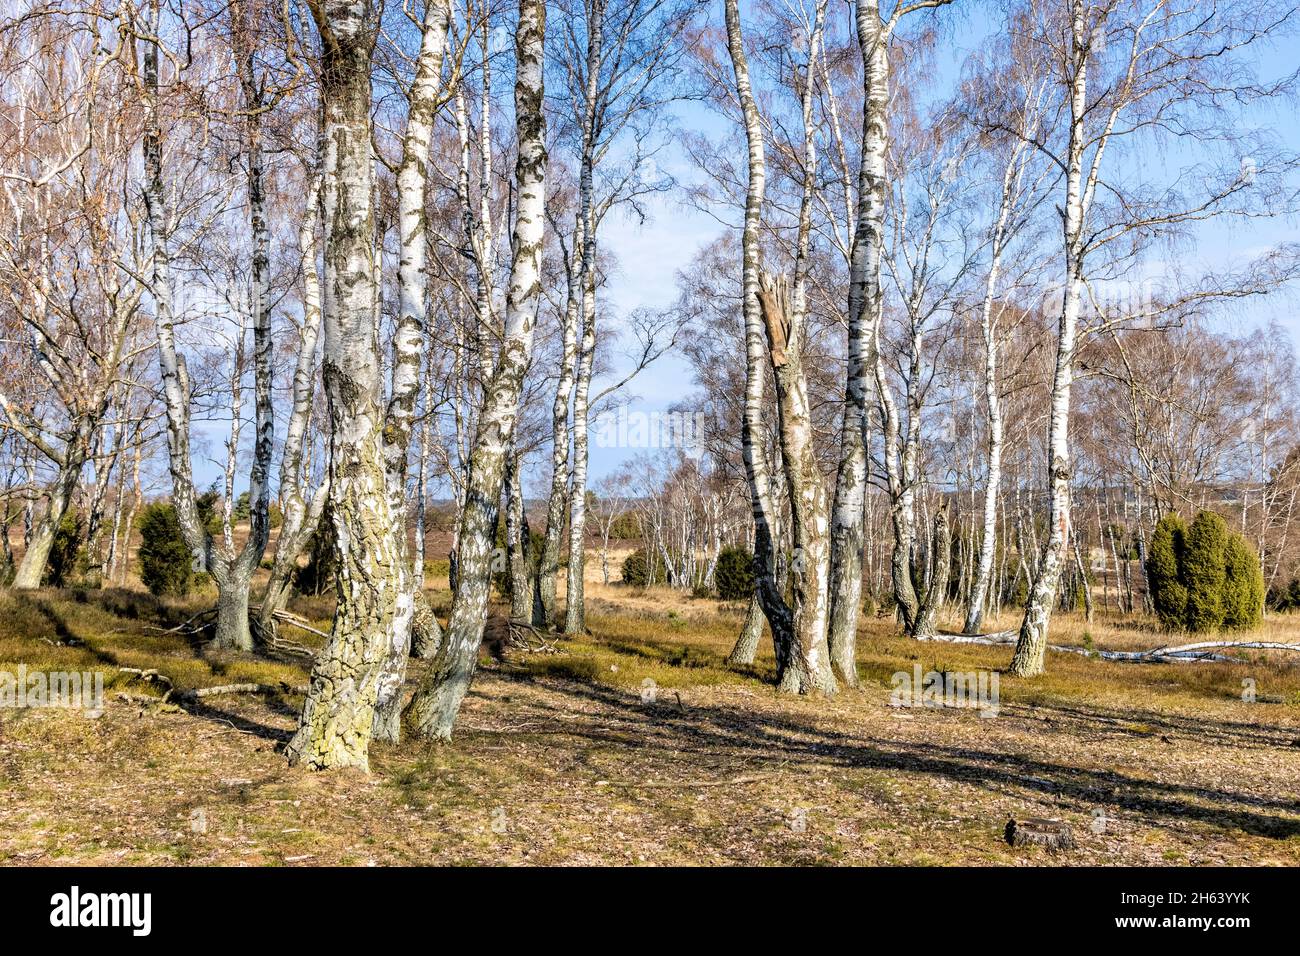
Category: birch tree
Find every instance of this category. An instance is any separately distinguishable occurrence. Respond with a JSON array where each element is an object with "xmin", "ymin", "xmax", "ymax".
[
  {"xmin": 1007, "ymin": 0, "xmax": 1300, "ymax": 675},
  {"xmin": 255, "ymin": 167, "xmax": 327, "ymax": 634},
  {"xmin": 0, "ymin": 10, "xmax": 148, "ymax": 590},
  {"xmin": 370, "ymin": 0, "xmax": 455, "ymax": 744},
  {"xmin": 722, "ymin": 0, "xmax": 795, "ymax": 677},
  {"xmin": 538, "ymin": 0, "xmax": 695, "ymax": 636},
  {"xmin": 959, "ymin": 52, "xmax": 1048, "ymax": 634},
  {"xmin": 405, "ymin": 0, "xmax": 548, "ymax": 741},
  {"xmin": 286, "ymin": 0, "xmax": 402, "ymax": 770},
  {"xmin": 136, "ymin": 0, "xmax": 286, "ymax": 651},
  {"xmin": 825, "ymin": 0, "xmax": 952, "ymax": 682}
]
